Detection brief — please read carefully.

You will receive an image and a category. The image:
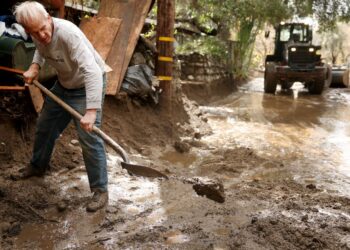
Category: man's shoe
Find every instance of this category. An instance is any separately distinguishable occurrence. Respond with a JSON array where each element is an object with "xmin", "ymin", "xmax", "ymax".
[
  {"xmin": 11, "ymin": 164, "xmax": 46, "ymax": 180},
  {"xmin": 86, "ymin": 190, "xmax": 108, "ymax": 212}
]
